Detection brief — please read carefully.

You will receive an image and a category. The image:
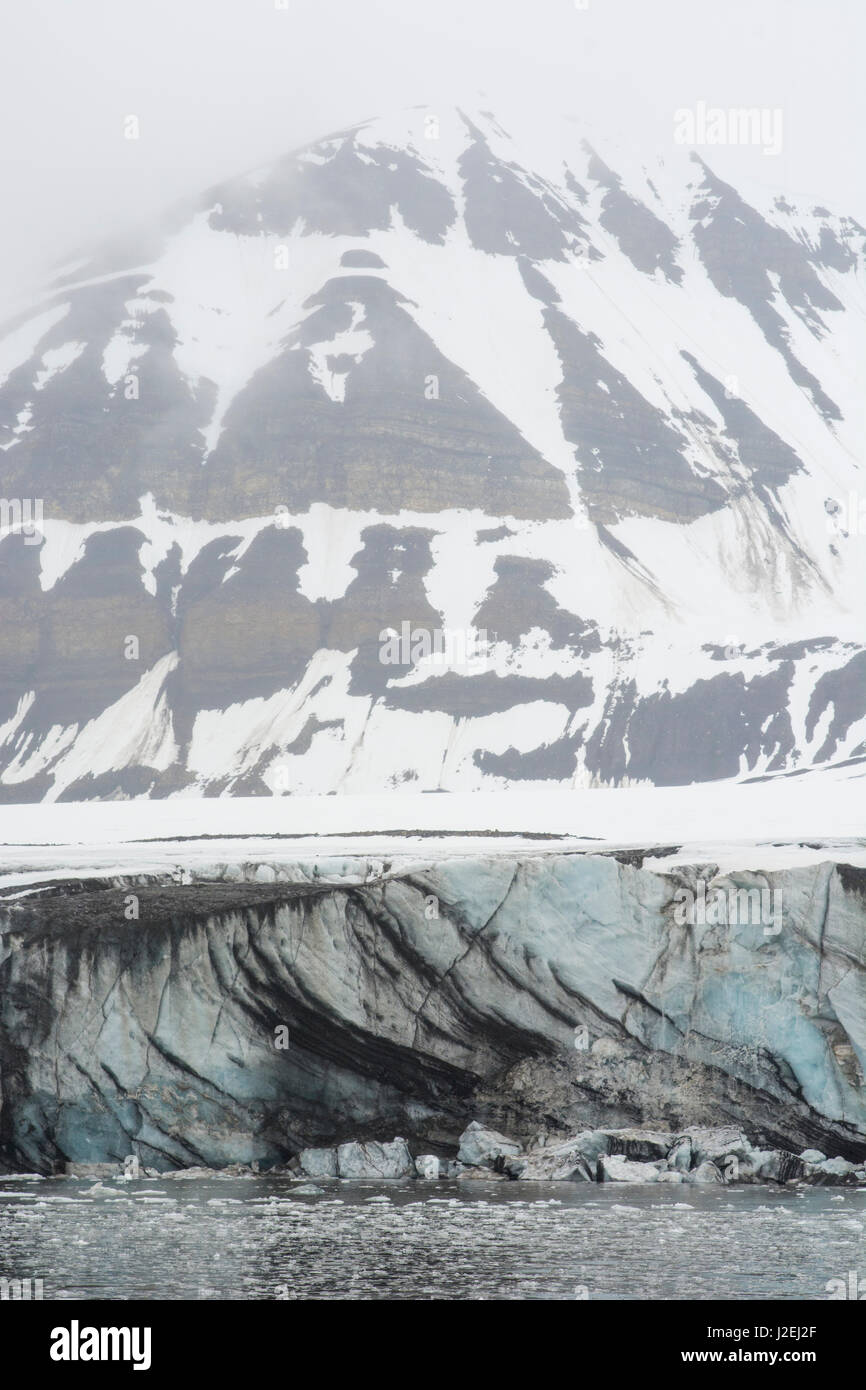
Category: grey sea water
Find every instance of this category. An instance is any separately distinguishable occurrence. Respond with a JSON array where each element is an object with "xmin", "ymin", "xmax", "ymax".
[{"xmin": 2, "ymin": 1177, "xmax": 864, "ymax": 1301}]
